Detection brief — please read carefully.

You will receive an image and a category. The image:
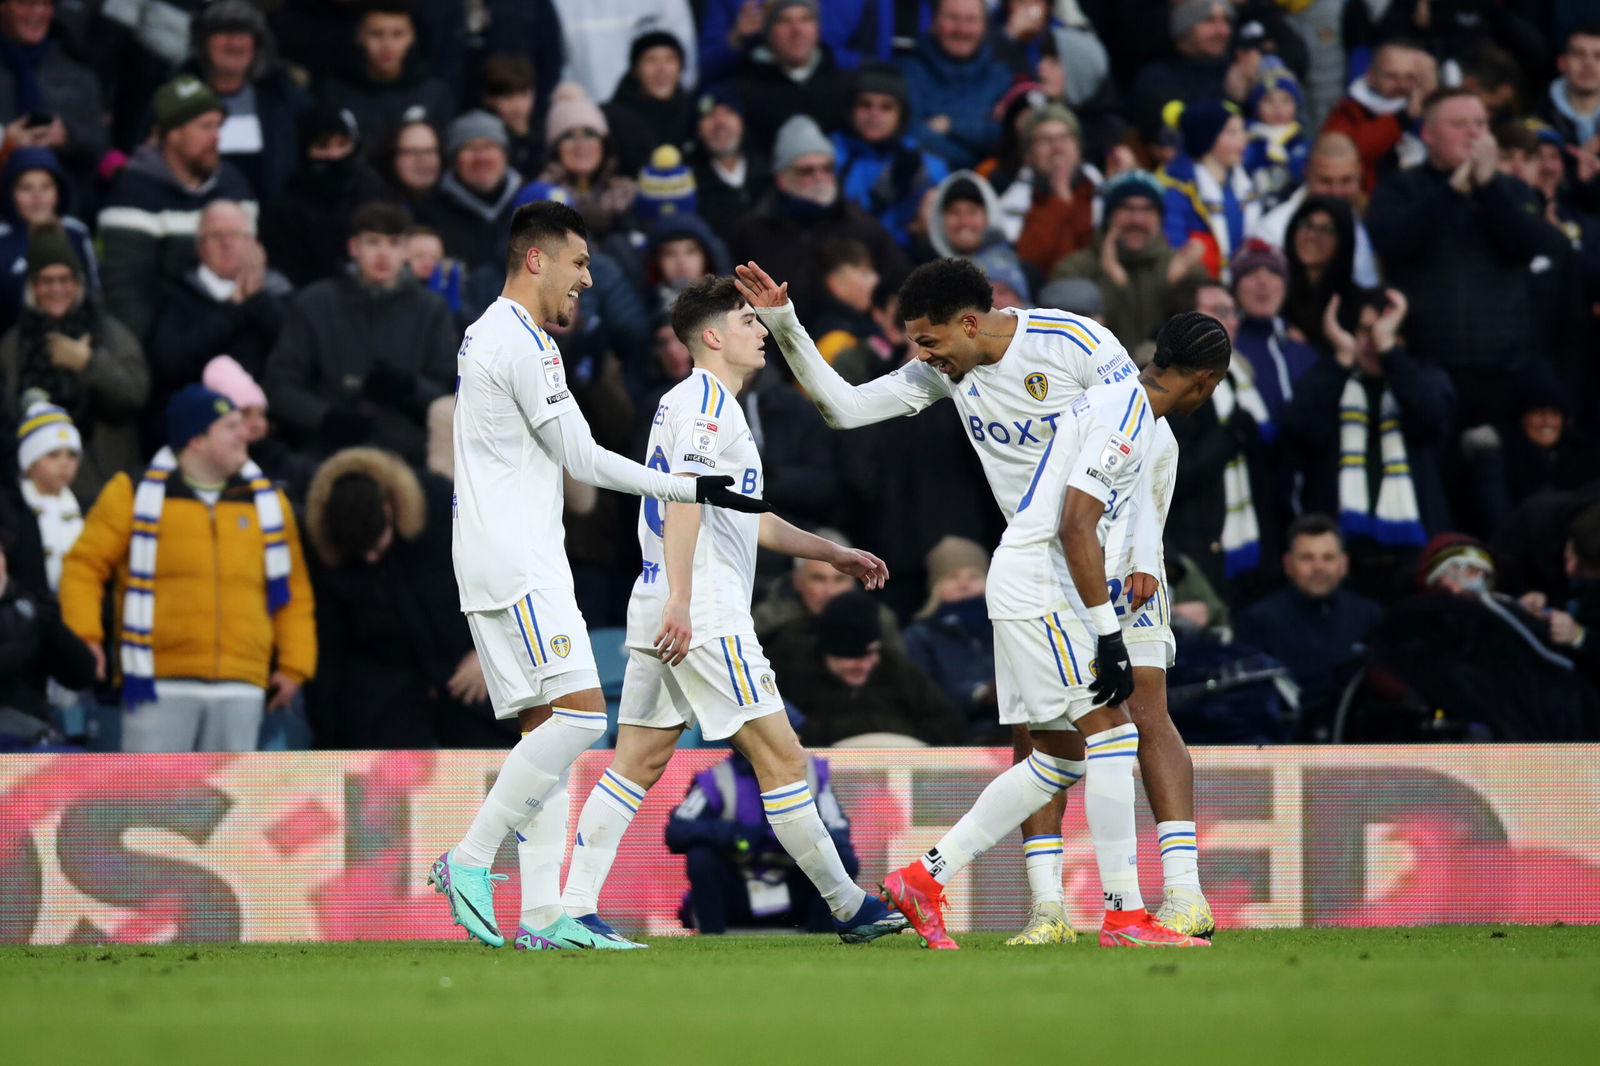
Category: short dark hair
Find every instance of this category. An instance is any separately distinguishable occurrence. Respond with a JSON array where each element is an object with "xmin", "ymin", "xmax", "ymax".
[
  {"xmin": 1152, "ymin": 311, "xmax": 1231, "ymax": 373},
  {"xmin": 1563, "ymin": 22, "xmax": 1600, "ymax": 51},
  {"xmin": 1287, "ymin": 513, "xmax": 1343, "ymax": 550},
  {"xmin": 1459, "ymin": 41, "xmax": 1521, "ymax": 98},
  {"xmin": 1334, "ymin": 286, "xmax": 1393, "ymax": 334},
  {"xmin": 359, "ymin": 0, "xmax": 415, "ymax": 23},
  {"xmin": 349, "ymin": 200, "xmax": 409, "ymax": 238},
  {"xmin": 1421, "ymin": 86, "xmax": 1482, "ymax": 120},
  {"xmin": 671, "ymin": 276, "xmax": 746, "ymax": 346},
  {"xmin": 505, "ymin": 200, "xmax": 587, "ymax": 276},
  {"xmin": 402, "ymin": 222, "xmax": 440, "ymax": 241},
  {"xmin": 816, "ymin": 238, "xmax": 871, "ymax": 278},
  {"xmin": 1569, "ymin": 502, "xmax": 1600, "ymax": 570},
  {"xmin": 1491, "ymin": 117, "xmax": 1539, "ymax": 154},
  {"xmin": 480, "ymin": 53, "xmax": 536, "ymax": 97},
  {"xmin": 897, "ymin": 257, "xmax": 991, "ymax": 324},
  {"xmin": 324, "ymin": 474, "xmax": 389, "ymax": 564},
  {"xmin": 1165, "ymin": 276, "xmax": 1229, "ymax": 320}
]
